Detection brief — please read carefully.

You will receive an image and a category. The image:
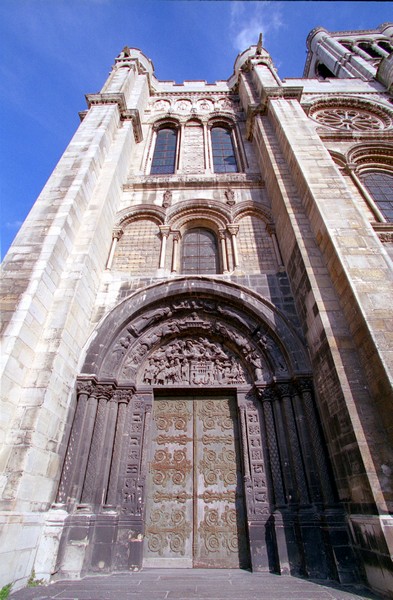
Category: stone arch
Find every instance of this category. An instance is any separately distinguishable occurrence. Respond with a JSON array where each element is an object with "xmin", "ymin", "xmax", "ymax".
[
  {"xmin": 115, "ymin": 205, "xmax": 166, "ymax": 229},
  {"xmin": 347, "ymin": 142, "xmax": 393, "ymax": 172},
  {"xmin": 82, "ymin": 277, "xmax": 310, "ymax": 380},
  {"xmin": 167, "ymin": 199, "xmax": 231, "ymax": 231},
  {"xmin": 54, "ymin": 279, "xmax": 354, "ymax": 581}
]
